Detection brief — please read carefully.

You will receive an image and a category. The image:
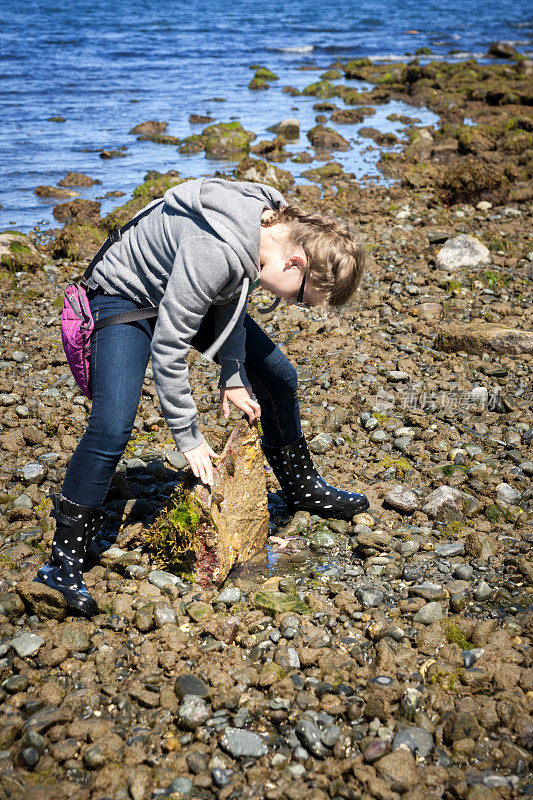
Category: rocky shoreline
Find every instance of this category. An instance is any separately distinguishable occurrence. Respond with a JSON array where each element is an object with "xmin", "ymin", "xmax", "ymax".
[{"xmin": 0, "ymin": 52, "xmax": 532, "ymax": 800}]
